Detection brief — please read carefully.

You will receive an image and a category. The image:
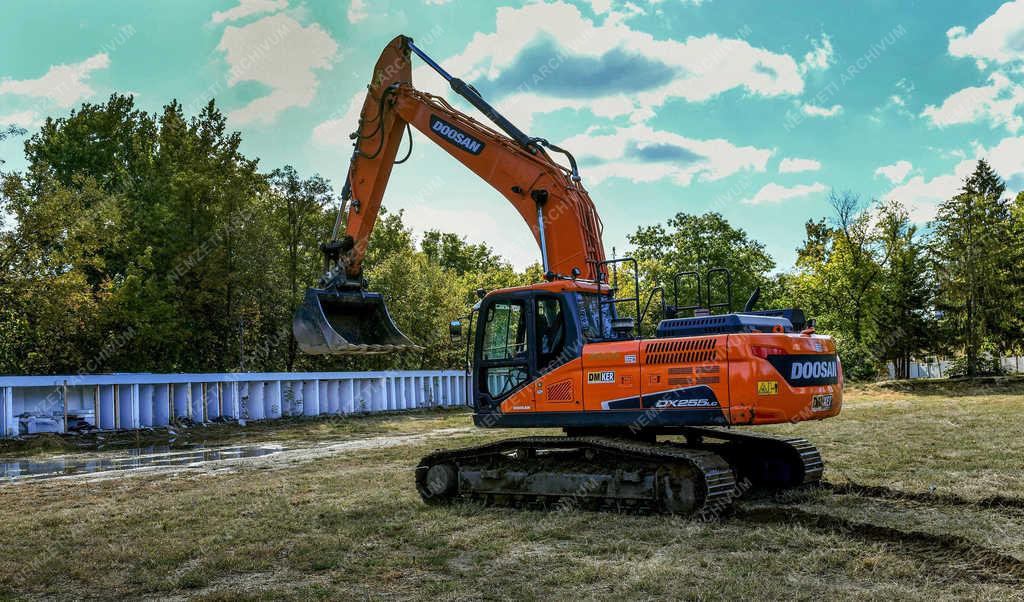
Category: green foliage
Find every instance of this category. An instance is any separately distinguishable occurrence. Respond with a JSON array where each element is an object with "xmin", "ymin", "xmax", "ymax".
[
  {"xmin": 0, "ymin": 95, "xmax": 539, "ymax": 375},
  {"xmin": 421, "ymin": 230, "xmax": 505, "ymax": 275},
  {"xmin": 2, "ymin": 96, "xmax": 1021, "ymax": 383},
  {"xmin": 783, "ymin": 192, "xmax": 926, "ymax": 379},
  {"xmin": 873, "ymin": 201, "xmax": 934, "ymax": 378},
  {"xmin": 627, "ymin": 212, "xmax": 775, "ymax": 332},
  {"xmin": 930, "ymin": 160, "xmax": 1015, "ymax": 378}
]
